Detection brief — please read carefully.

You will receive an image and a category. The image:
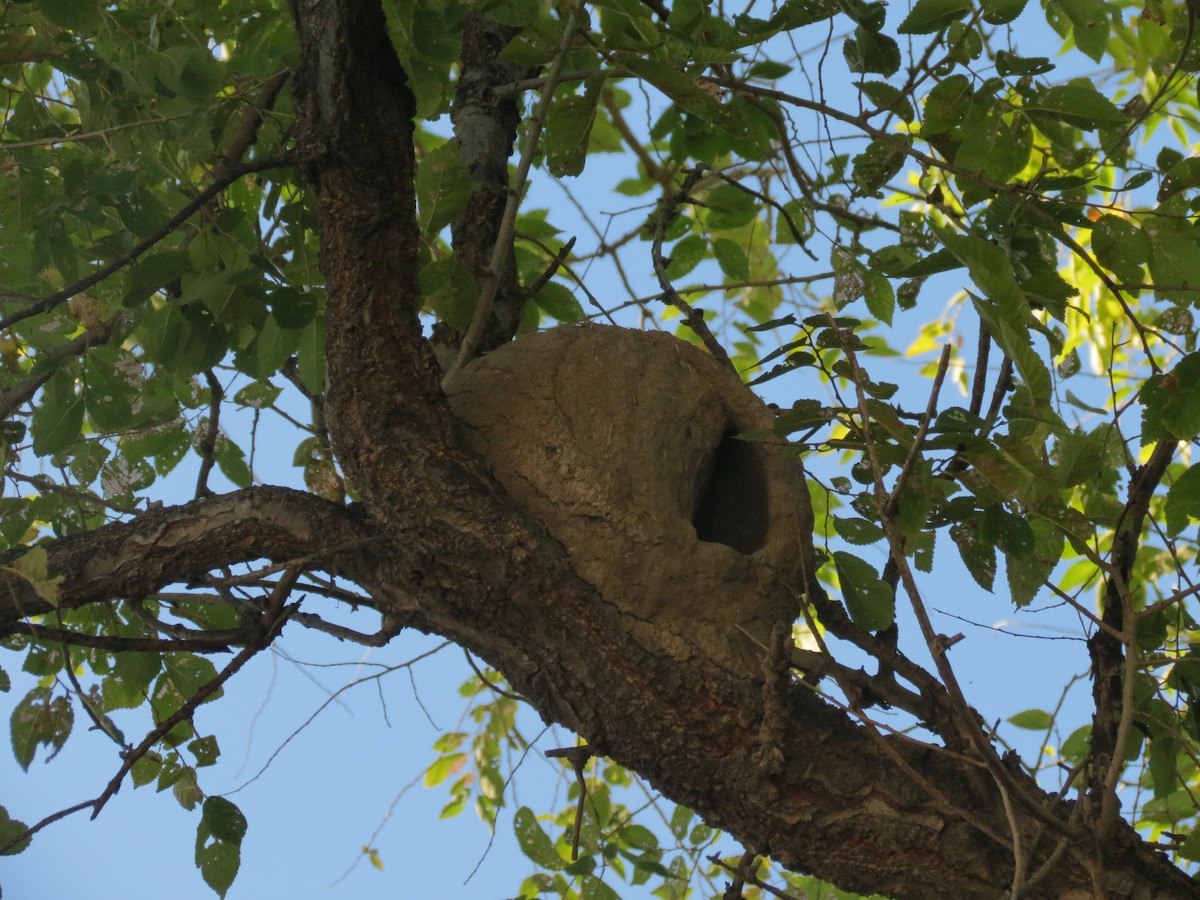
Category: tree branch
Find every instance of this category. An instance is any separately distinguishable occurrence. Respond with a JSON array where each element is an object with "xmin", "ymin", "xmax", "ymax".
[{"xmin": 0, "ymin": 487, "xmax": 381, "ymax": 626}]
